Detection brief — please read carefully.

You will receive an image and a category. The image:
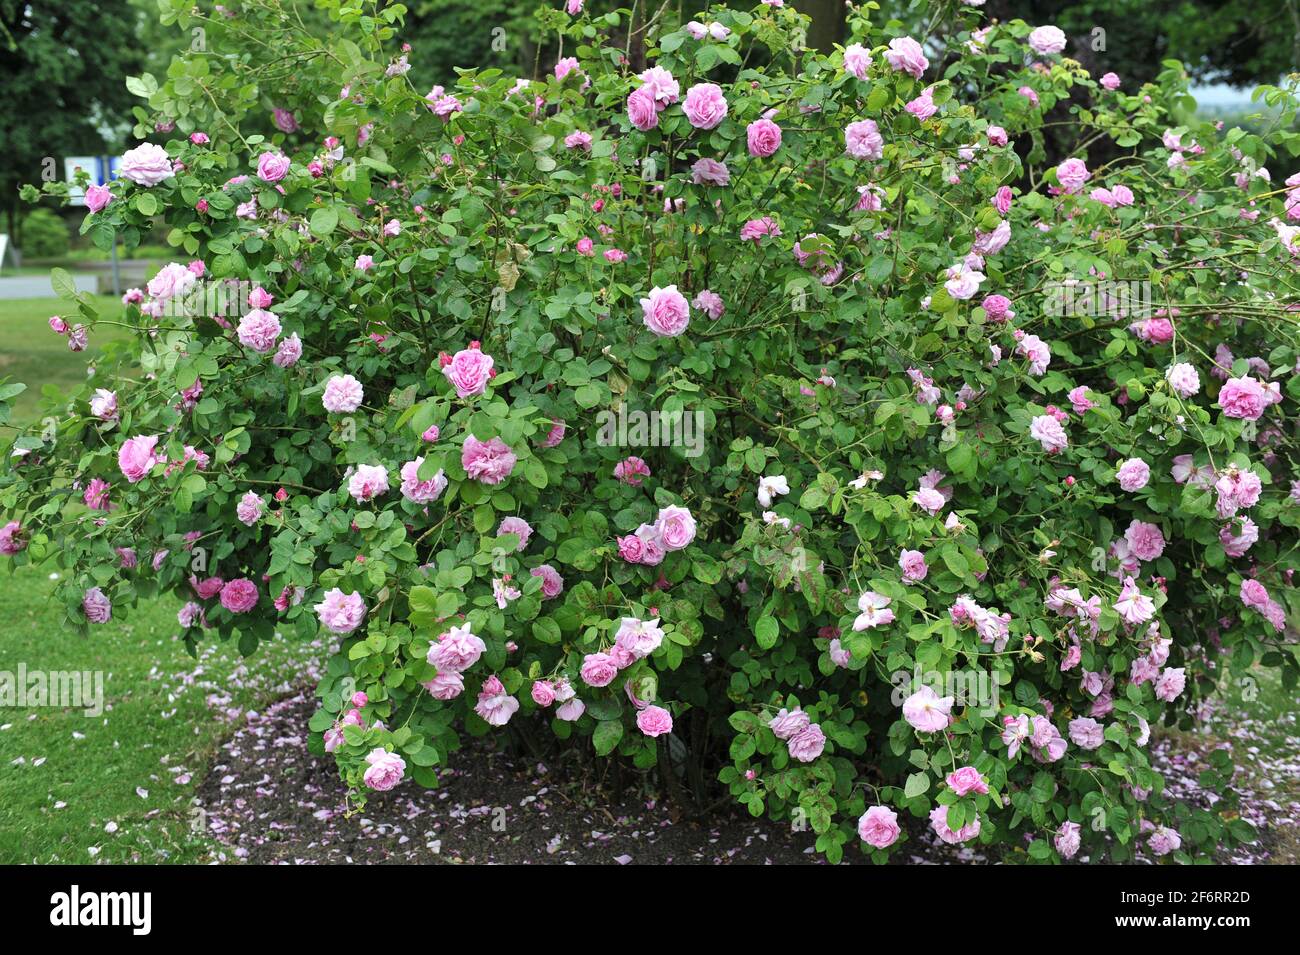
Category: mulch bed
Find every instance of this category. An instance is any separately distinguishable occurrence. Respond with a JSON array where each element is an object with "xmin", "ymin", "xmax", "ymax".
[
  {"xmin": 195, "ymin": 688, "xmax": 1295, "ymax": 865},
  {"xmin": 194, "ymin": 690, "xmax": 992, "ymax": 864}
]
